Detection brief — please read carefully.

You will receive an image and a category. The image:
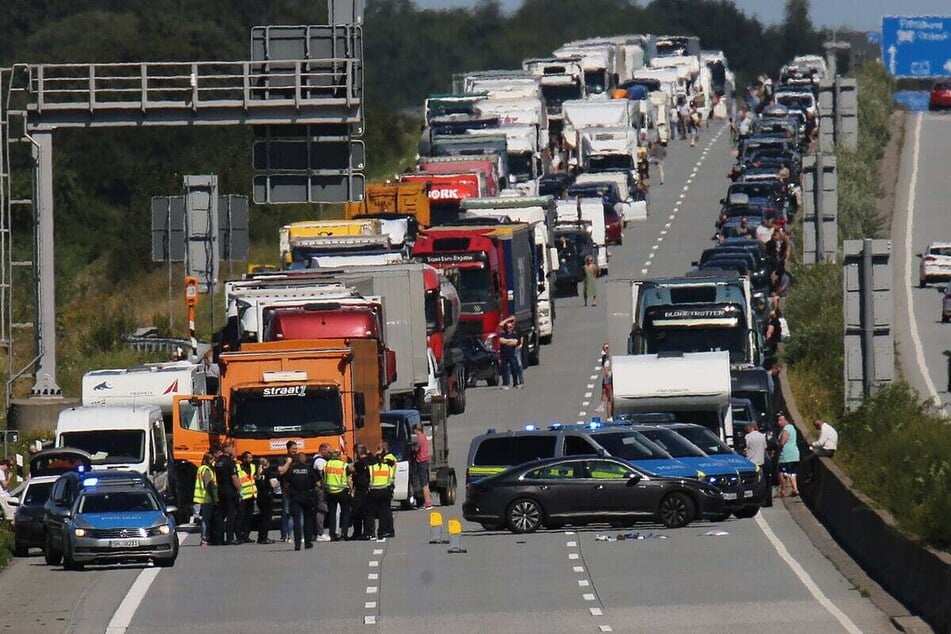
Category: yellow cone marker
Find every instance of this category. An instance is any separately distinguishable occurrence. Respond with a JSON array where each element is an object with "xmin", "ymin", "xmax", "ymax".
[
  {"xmin": 447, "ymin": 518, "xmax": 467, "ymax": 554},
  {"xmin": 429, "ymin": 511, "xmax": 447, "ymax": 544}
]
